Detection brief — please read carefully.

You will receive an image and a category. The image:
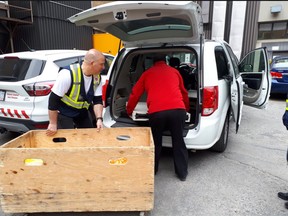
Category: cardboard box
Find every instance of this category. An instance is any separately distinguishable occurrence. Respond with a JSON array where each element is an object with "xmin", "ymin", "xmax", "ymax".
[{"xmin": 0, "ymin": 127, "xmax": 154, "ymax": 213}]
